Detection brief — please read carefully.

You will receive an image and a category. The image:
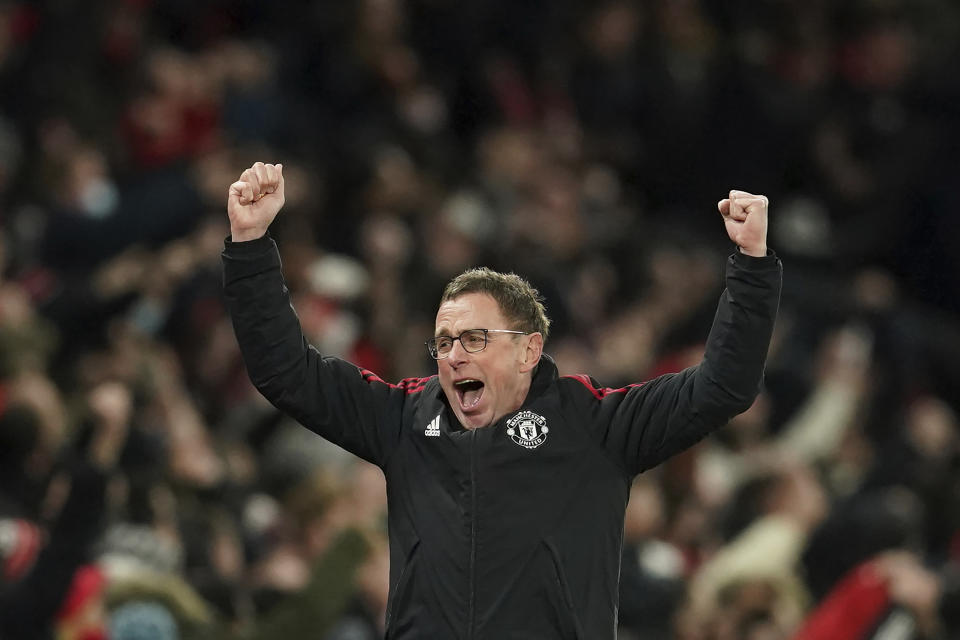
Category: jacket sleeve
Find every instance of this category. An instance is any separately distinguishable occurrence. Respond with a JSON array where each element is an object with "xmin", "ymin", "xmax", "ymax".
[
  {"xmin": 222, "ymin": 235, "xmax": 409, "ymax": 468},
  {"xmin": 582, "ymin": 250, "xmax": 782, "ymax": 476}
]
